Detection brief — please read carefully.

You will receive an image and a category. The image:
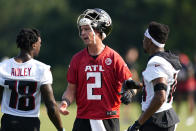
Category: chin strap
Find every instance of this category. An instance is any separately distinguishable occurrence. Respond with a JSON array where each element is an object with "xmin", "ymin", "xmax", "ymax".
[{"xmin": 89, "ymin": 25, "xmax": 96, "ymax": 44}]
